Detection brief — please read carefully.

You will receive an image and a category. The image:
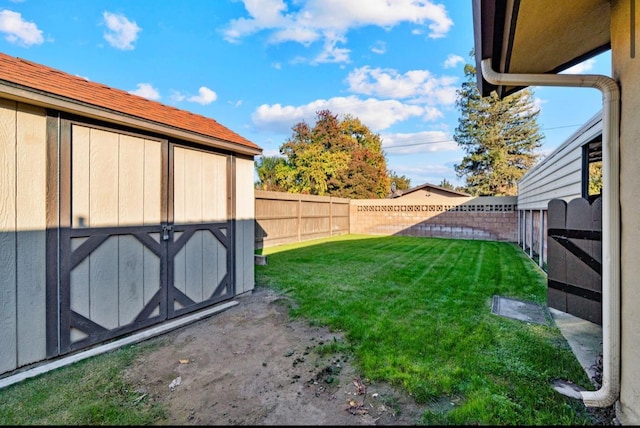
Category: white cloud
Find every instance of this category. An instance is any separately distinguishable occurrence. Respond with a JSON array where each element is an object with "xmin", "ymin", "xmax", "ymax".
[
  {"xmin": 443, "ymin": 54, "xmax": 463, "ymax": 69},
  {"xmin": 103, "ymin": 11, "xmax": 141, "ymax": 50},
  {"xmin": 0, "ymin": 9, "xmax": 43, "ymax": 46},
  {"xmin": 397, "ymin": 163, "xmax": 451, "ymax": 176},
  {"xmin": 381, "ymin": 130, "xmax": 457, "ymax": 155},
  {"xmin": 223, "ymin": 0, "xmax": 453, "ymax": 63},
  {"xmin": 129, "ymin": 83, "xmax": 160, "ymax": 100},
  {"xmin": 251, "ymin": 95, "xmax": 425, "ymax": 134},
  {"xmin": 370, "ymin": 40, "xmax": 386, "ymax": 55},
  {"xmin": 346, "ymin": 66, "xmax": 459, "ymax": 105},
  {"xmin": 387, "ymin": 162, "xmax": 456, "ymax": 187},
  {"xmin": 311, "ymin": 32, "xmax": 350, "ymax": 64},
  {"xmin": 170, "ymin": 90, "xmax": 186, "ymax": 102},
  {"xmin": 560, "ymin": 58, "xmax": 597, "ymax": 74},
  {"xmin": 187, "ymin": 86, "xmax": 218, "ymax": 105}
]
